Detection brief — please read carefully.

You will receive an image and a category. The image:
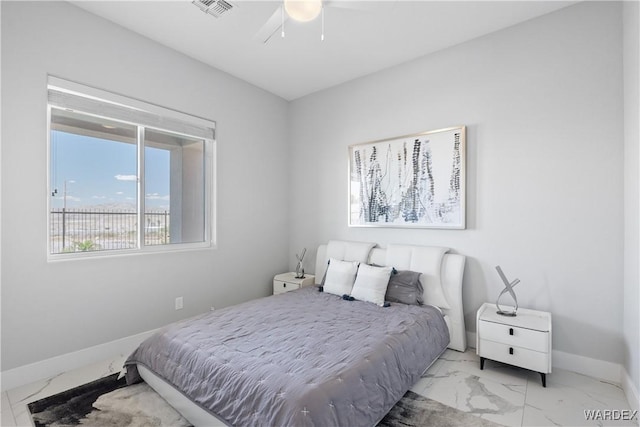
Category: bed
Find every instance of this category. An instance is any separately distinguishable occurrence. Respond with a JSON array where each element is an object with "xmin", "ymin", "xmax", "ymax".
[{"xmin": 124, "ymin": 241, "xmax": 466, "ymax": 426}]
